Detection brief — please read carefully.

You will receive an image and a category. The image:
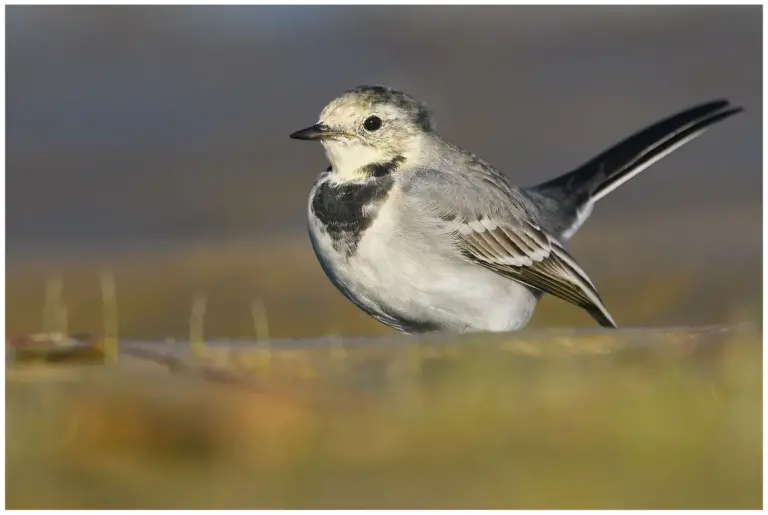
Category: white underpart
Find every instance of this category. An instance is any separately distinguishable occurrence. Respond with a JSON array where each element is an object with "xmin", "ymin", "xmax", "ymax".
[{"xmin": 308, "ymin": 187, "xmax": 539, "ymax": 333}]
